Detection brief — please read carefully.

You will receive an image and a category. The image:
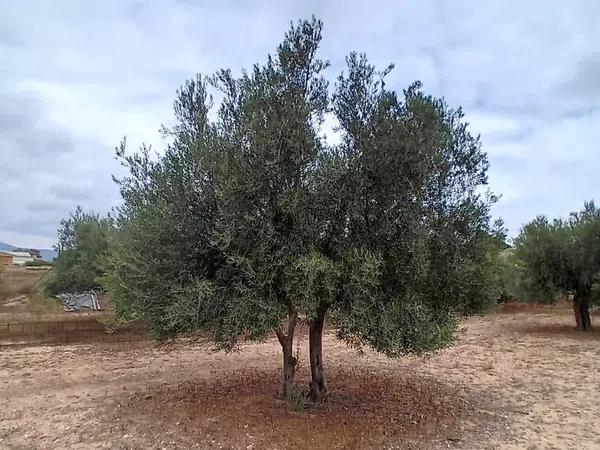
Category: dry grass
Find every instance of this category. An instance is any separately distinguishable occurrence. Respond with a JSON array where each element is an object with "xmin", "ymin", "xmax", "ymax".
[
  {"xmin": 0, "ymin": 266, "xmax": 50, "ymax": 298},
  {"xmin": 0, "ymin": 266, "xmax": 60, "ymax": 314}
]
